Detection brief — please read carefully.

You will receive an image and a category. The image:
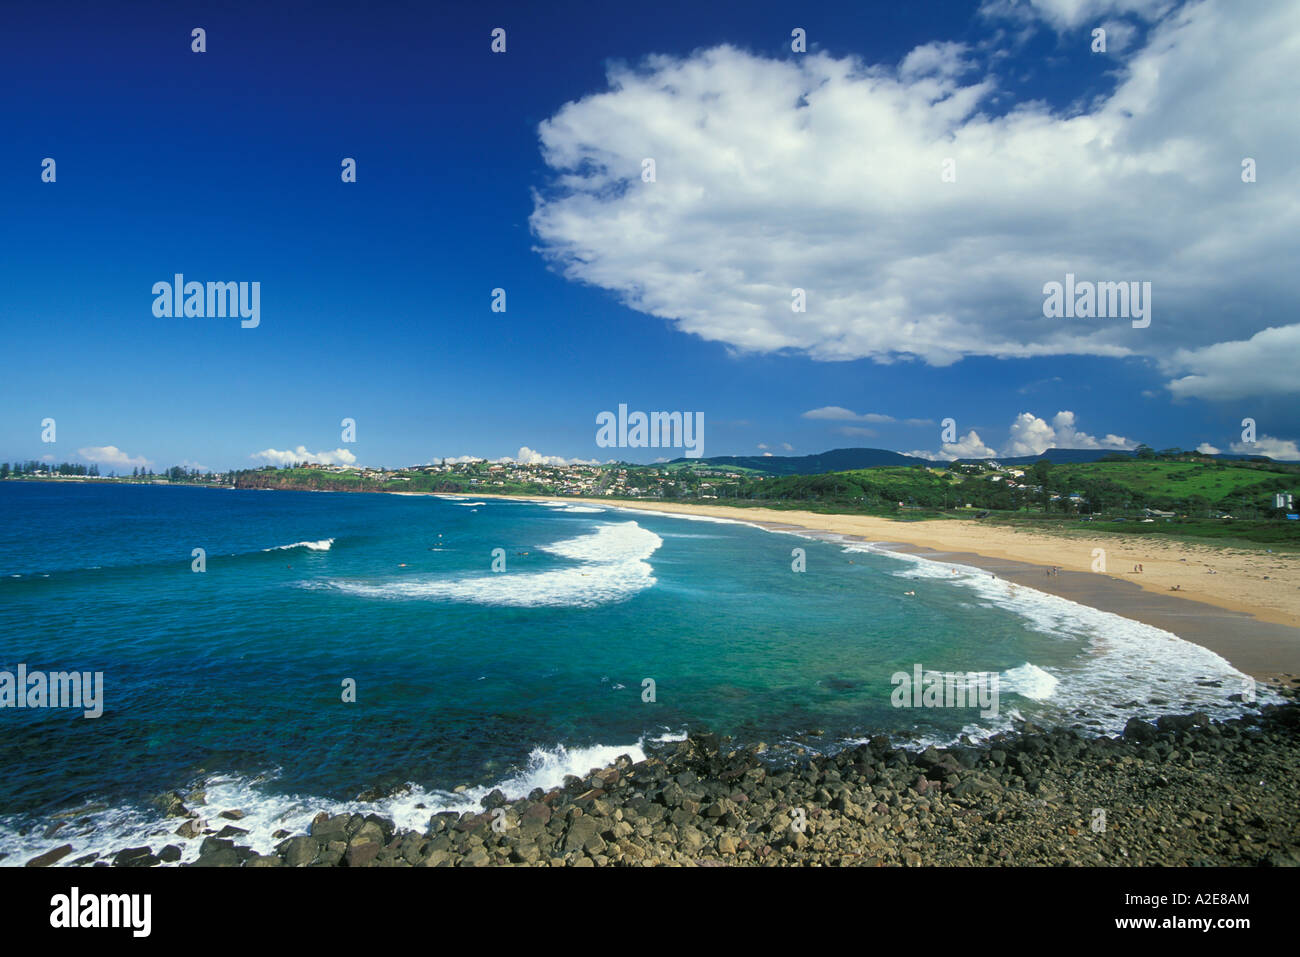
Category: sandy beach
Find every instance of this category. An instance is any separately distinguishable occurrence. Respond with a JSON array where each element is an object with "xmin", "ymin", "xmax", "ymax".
[{"xmin": 468, "ymin": 494, "xmax": 1300, "ymax": 683}]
